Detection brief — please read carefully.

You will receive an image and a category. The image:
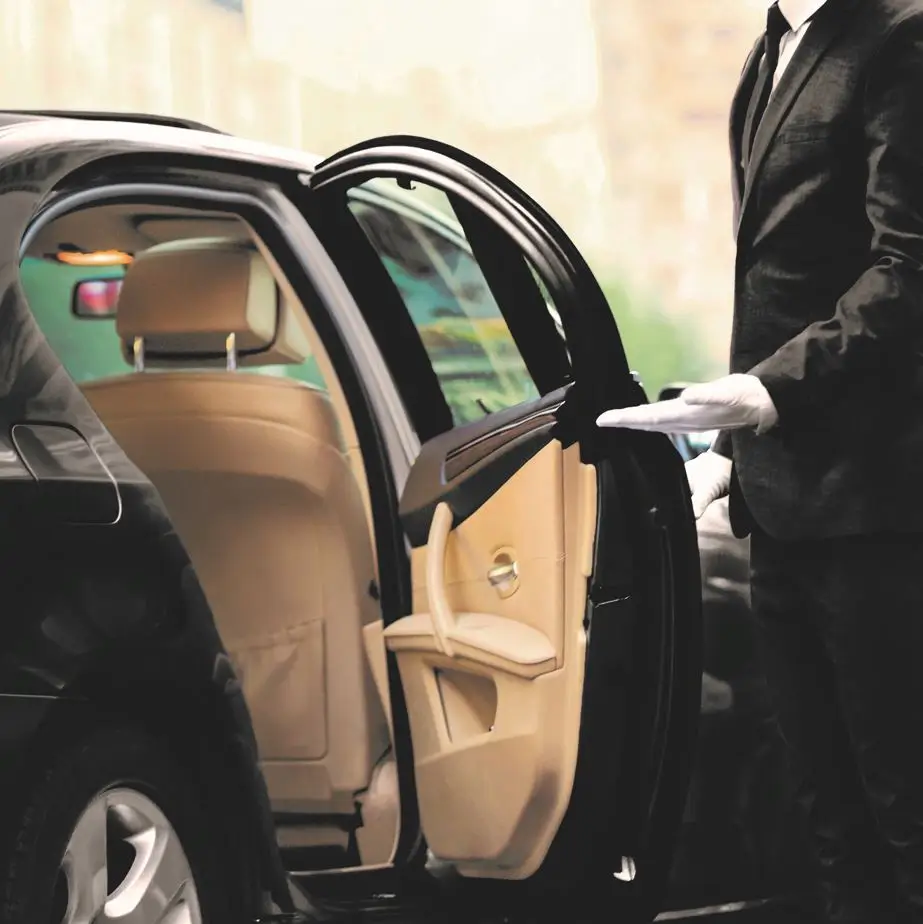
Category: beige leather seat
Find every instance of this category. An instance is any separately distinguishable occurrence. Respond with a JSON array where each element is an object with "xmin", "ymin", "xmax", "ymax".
[{"xmin": 82, "ymin": 237, "xmax": 390, "ymax": 818}]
